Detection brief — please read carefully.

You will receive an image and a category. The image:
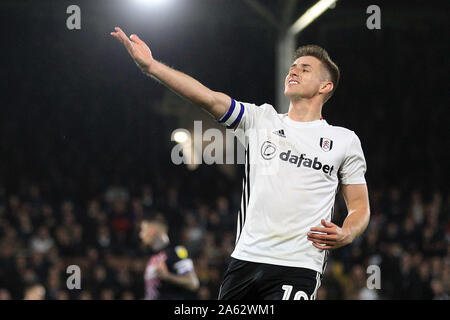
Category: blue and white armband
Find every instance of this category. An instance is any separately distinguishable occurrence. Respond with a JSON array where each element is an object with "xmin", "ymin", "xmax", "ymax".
[{"xmin": 218, "ymin": 99, "xmax": 245, "ymax": 129}]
